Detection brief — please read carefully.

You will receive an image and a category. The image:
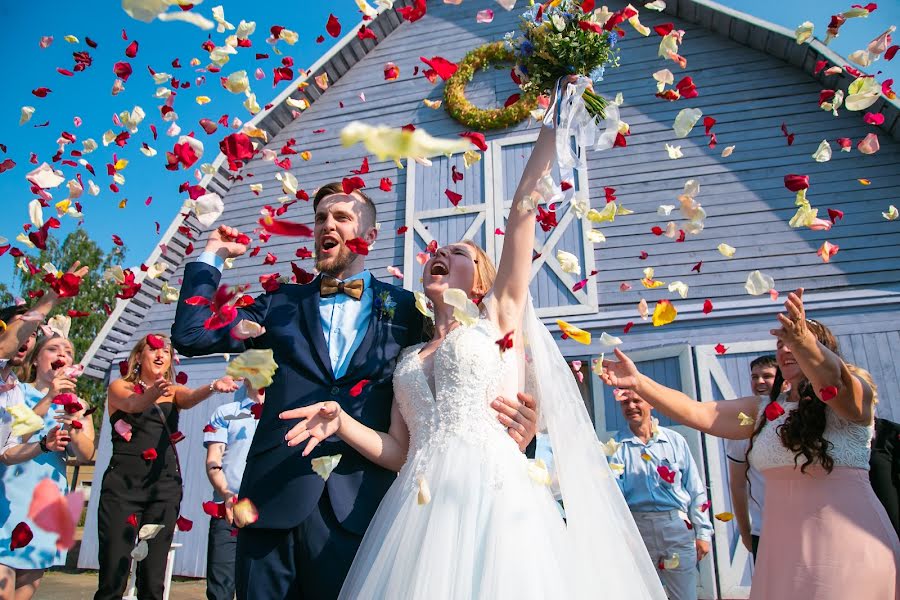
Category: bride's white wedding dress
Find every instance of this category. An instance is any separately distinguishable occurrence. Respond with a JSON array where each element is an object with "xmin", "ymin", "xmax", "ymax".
[{"xmin": 340, "ymin": 301, "xmax": 666, "ymax": 599}]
